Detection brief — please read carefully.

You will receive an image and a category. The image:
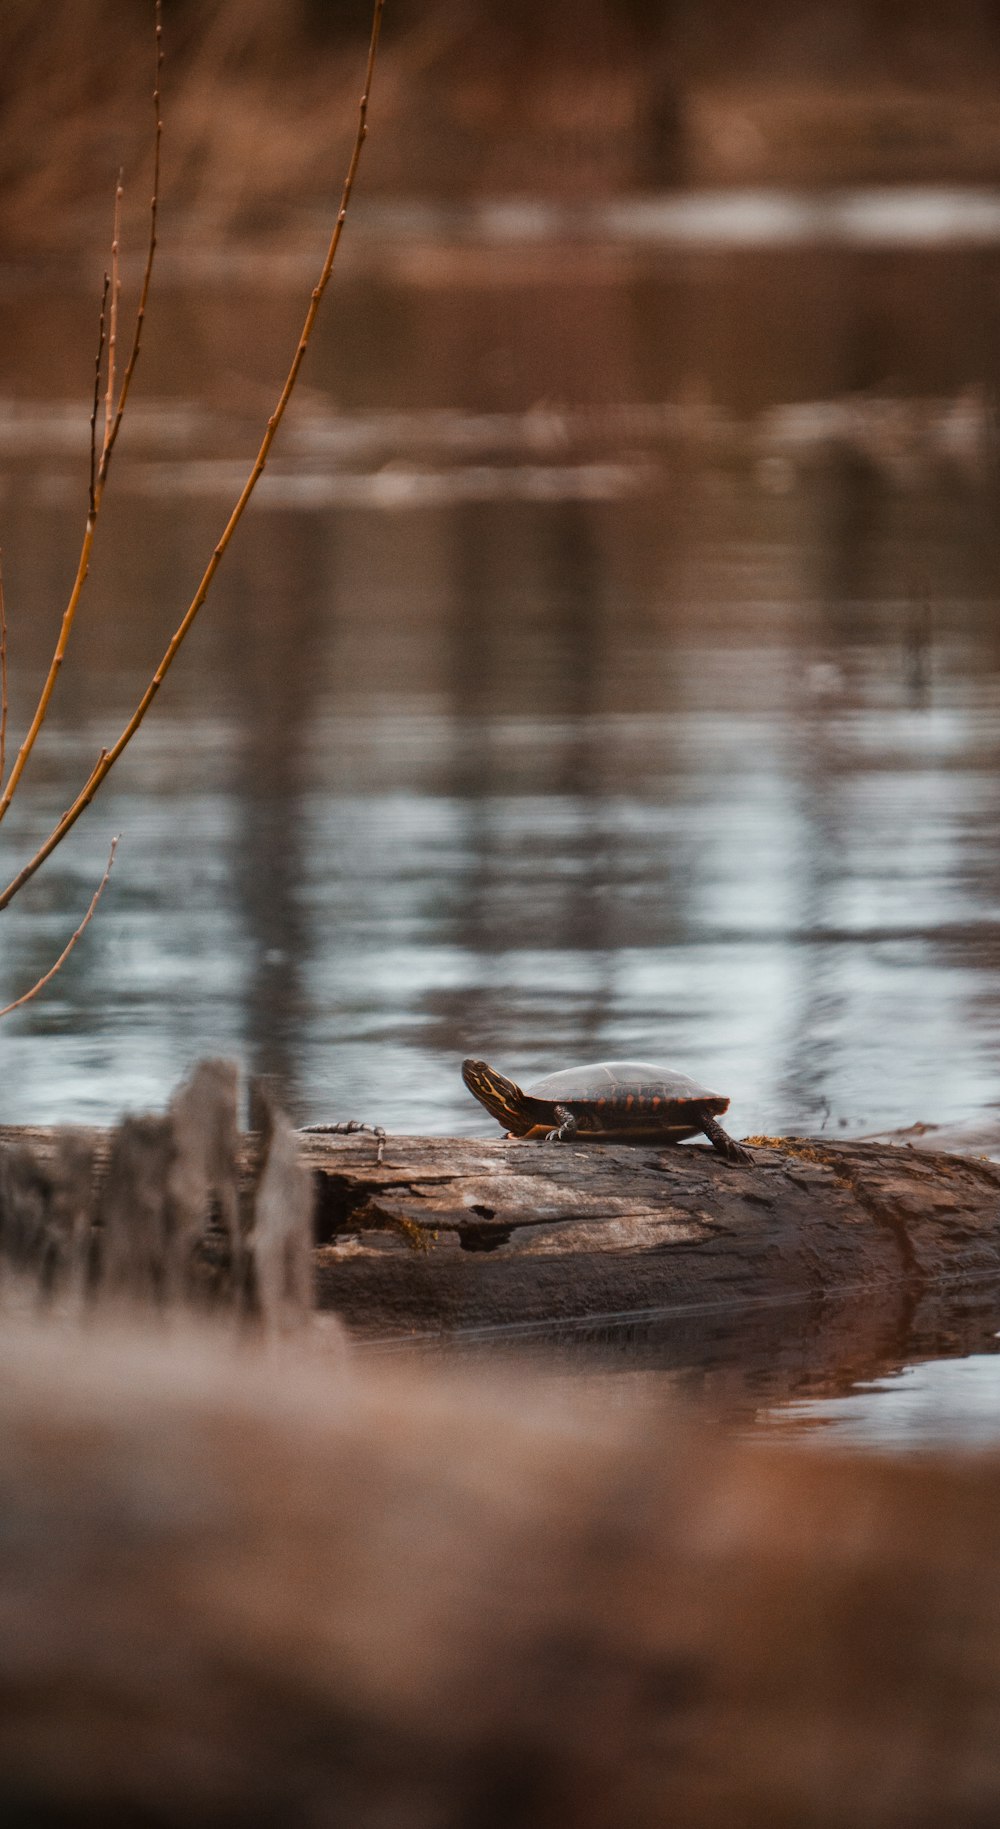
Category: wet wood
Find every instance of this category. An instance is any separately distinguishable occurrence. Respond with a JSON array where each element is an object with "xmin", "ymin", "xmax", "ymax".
[
  {"xmin": 303, "ymin": 1129, "xmax": 1000, "ymax": 1336},
  {"xmin": 248, "ymin": 1080, "xmax": 316, "ymax": 1329},
  {"xmin": 0, "ymin": 1060, "xmax": 314, "ymax": 1329}
]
